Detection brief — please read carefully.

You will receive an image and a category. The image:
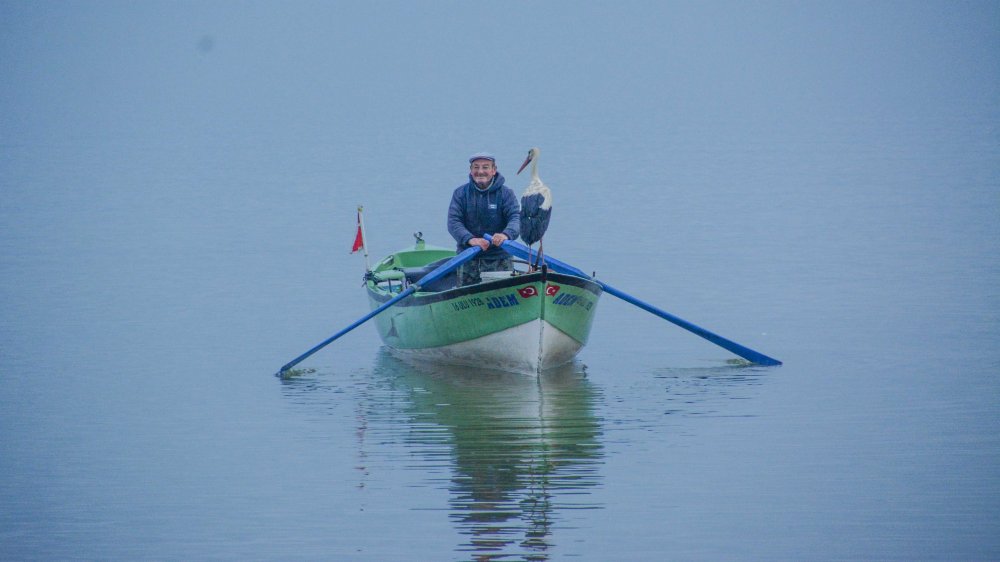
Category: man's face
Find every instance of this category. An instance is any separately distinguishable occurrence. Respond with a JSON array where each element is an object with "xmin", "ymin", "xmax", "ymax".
[{"xmin": 470, "ymin": 159, "xmax": 496, "ymax": 187}]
